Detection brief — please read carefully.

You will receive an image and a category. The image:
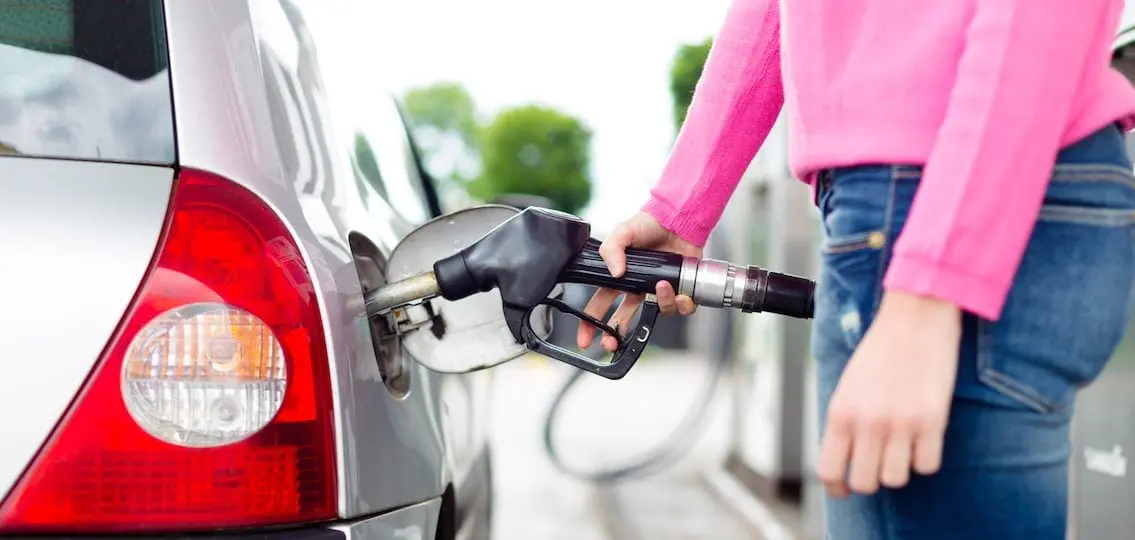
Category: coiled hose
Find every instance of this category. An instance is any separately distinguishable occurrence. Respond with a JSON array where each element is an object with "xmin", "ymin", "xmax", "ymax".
[{"xmin": 539, "ymin": 298, "xmax": 733, "ymax": 484}]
